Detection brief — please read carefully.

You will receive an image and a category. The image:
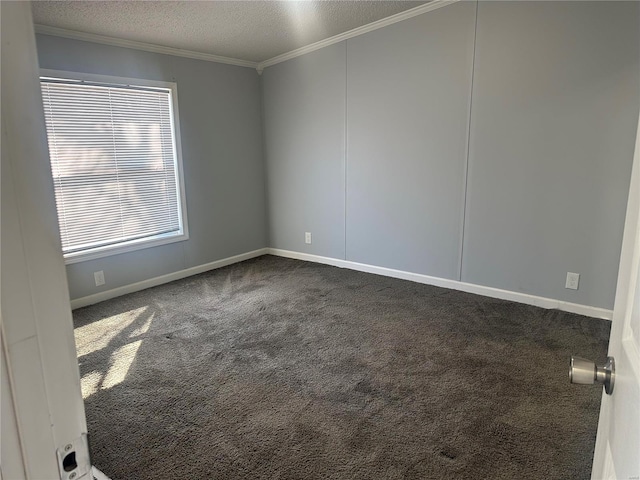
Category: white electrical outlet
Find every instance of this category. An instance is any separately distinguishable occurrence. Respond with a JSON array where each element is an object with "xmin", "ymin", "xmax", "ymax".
[
  {"xmin": 305, "ymin": 232, "xmax": 312, "ymax": 244},
  {"xmin": 565, "ymin": 272, "xmax": 579, "ymax": 290},
  {"xmin": 94, "ymin": 270, "xmax": 105, "ymax": 287}
]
